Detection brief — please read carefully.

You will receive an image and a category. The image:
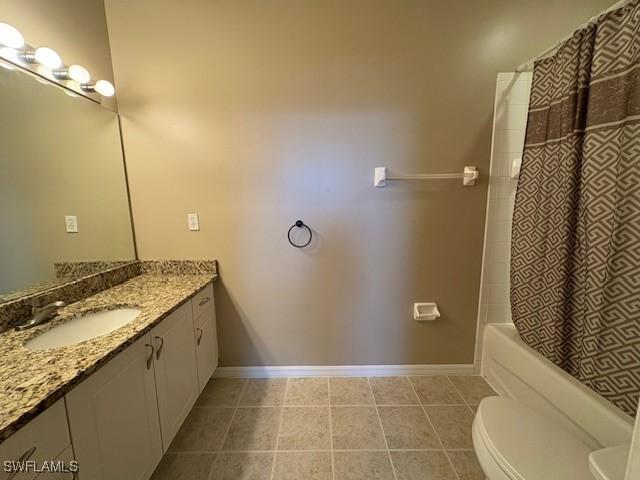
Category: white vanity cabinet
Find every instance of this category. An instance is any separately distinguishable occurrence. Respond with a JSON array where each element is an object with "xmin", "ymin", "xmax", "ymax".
[
  {"xmin": 191, "ymin": 285, "xmax": 218, "ymax": 391},
  {"xmin": 149, "ymin": 302, "xmax": 200, "ymax": 450},
  {"xmin": 9, "ymin": 282, "xmax": 217, "ymax": 480},
  {"xmin": 65, "ymin": 334, "xmax": 163, "ymax": 480},
  {"xmin": 0, "ymin": 399, "xmax": 71, "ymax": 480}
]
